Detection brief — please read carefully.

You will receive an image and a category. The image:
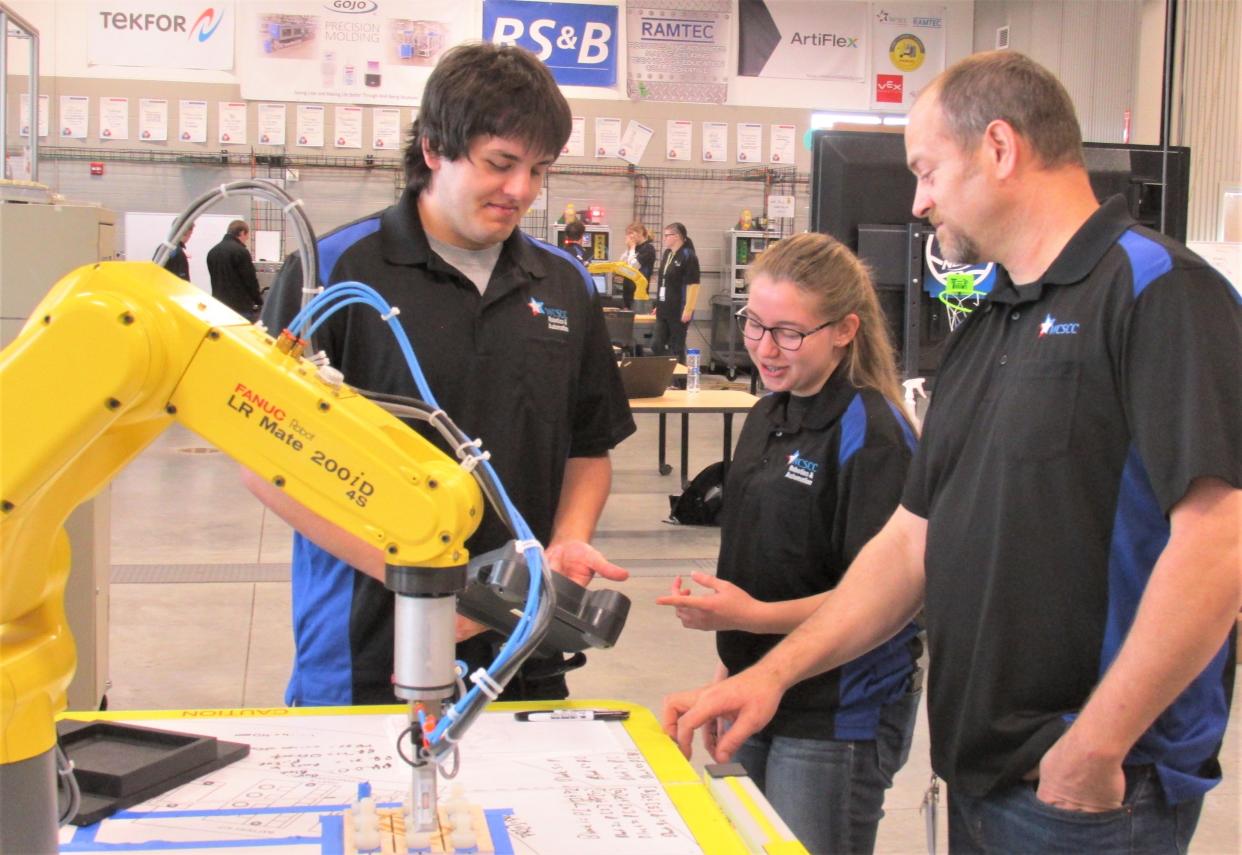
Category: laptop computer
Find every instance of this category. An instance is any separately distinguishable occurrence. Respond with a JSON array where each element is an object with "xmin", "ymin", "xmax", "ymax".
[{"xmin": 617, "ymin": 356, "xmax": 678, "ymax": 399}]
